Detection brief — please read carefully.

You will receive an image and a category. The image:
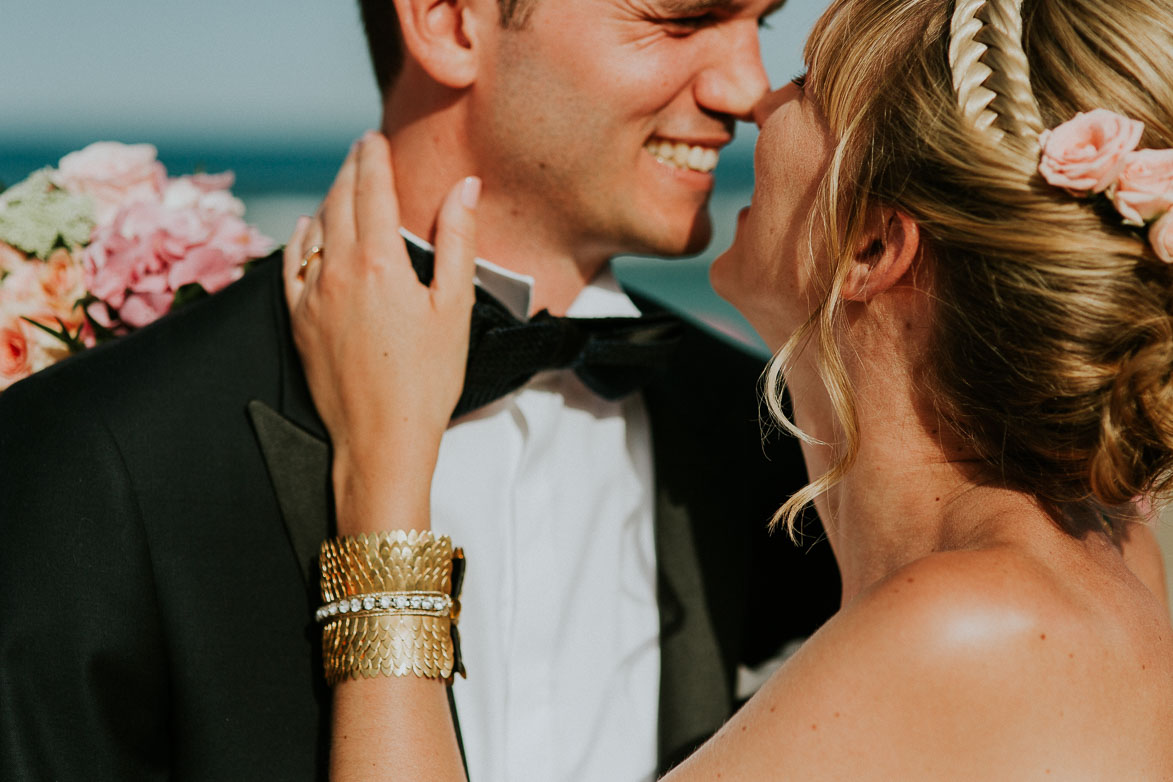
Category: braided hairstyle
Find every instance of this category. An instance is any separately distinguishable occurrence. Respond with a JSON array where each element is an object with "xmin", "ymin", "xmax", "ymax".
[{"xmin": 767, "ymin": 0, "xmax": 1173, "ymax": 534}]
